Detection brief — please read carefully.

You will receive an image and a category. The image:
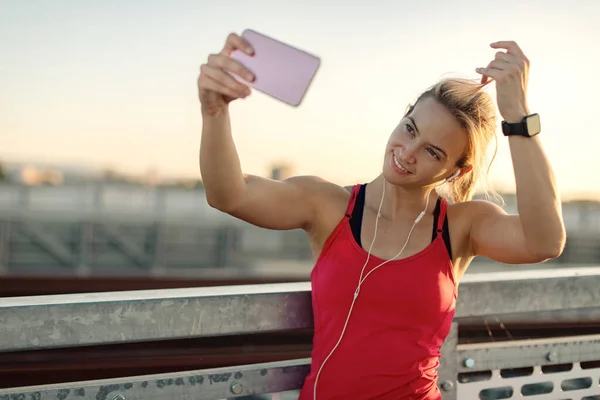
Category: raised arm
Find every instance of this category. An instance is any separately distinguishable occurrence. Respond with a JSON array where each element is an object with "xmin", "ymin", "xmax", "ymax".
[
  {"xmin": 198, "ymin": 33, "xmax": 332, "ymax": 231},
  {"xmin": 469, "ymin": 41, "xmax": 566, "ymax": 264}
]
